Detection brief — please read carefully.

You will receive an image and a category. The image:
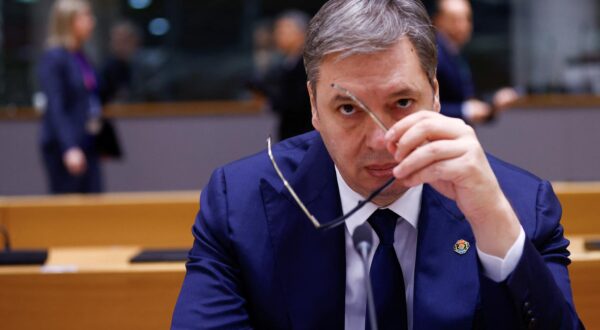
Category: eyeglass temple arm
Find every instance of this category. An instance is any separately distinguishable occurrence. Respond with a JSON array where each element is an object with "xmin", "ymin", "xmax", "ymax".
[
  {"xmin": 267, "ymin": 136, "xmax": 322, "ymax": 228},
  {"xmin": 319, "ymin": 176, "xmax": 396, "ymax": 230},
  {"xmin": 267, "ymin": 136, "xmax": 397, "ymax": 231},
  {"xmin": 330, "ymin": 83, "xmax": 389, "ymax": 132}
]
